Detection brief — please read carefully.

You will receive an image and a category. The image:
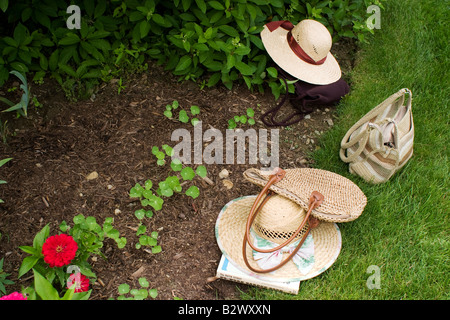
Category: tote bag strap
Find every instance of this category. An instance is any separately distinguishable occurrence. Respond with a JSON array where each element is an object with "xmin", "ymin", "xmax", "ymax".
[{"xmin": 241, "ymin": 168, "xmax": 324, "ymax": 273}]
